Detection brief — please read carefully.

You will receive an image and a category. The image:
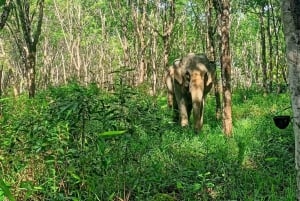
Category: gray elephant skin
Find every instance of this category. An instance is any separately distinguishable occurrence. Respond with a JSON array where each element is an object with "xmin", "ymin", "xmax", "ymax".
[{"xmin": 164, "ymin": 53, "xmax": 216, "ymax": 133}]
